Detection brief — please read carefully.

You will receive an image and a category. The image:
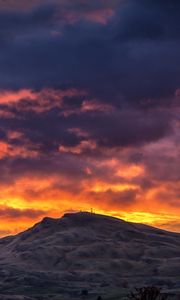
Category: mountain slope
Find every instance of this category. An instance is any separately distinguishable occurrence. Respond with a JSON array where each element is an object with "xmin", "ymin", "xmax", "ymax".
[{"xmin": 0, "ymin": 212, "xmax": 180, "ymax": 299}]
